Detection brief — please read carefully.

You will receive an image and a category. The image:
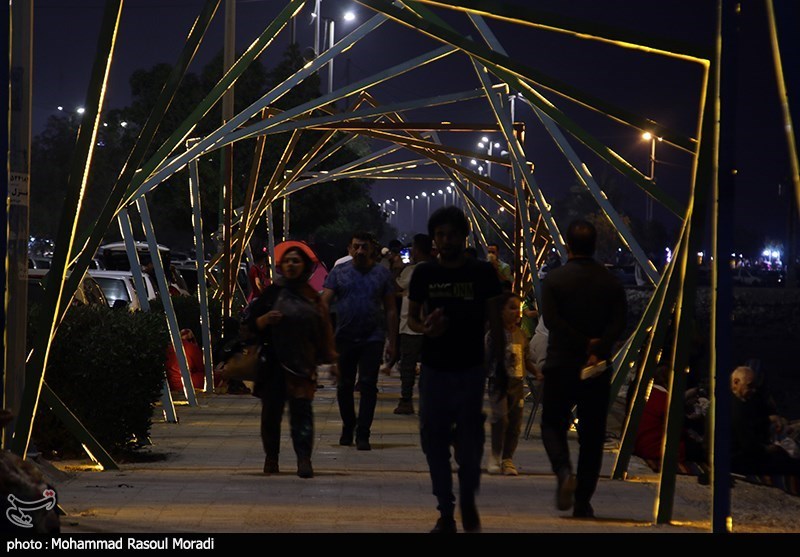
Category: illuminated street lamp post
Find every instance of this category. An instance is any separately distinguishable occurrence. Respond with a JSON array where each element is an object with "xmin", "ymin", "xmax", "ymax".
[
  {"xmin": 383, "ymin": 198, "xmax": 397, "ymax": 225},
  {"xmin": 642, "ymin": 131, "xmax": 662, "ymax": 222},
  {"xmin": 478, "ymin": 136, "xmax": 501, "ymax": 179},
  {"xmin": 421, "ymin": 191, "xmax": 431, "ymax": 221},
  {"xmin": 406, "ymin": 194, "xmax": 416, "ymax": 230},
  {"xmin": 311, "ymin": 2, "xmax": 357, "ymax": 94}
]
